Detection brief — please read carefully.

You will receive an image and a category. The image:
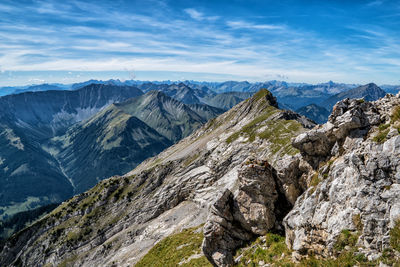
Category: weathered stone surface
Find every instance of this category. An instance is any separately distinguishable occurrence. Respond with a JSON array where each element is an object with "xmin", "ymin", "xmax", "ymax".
[
  {"xmin": 203, "ymin": 160, "xmax": 296, "ymax": 266},
  {"xmin": 202, "ymin": 190, "xmax": 253, "ymax": 267},
  {"xmin": 284, "ymin": 94, "xmax": 400, "ymax": 261}
]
